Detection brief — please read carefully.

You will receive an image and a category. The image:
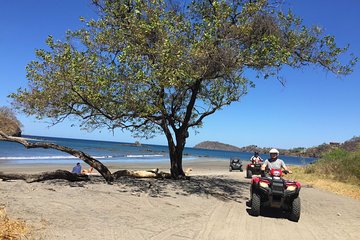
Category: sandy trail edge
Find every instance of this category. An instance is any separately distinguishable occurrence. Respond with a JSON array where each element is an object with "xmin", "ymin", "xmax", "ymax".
[{"xmin": 0, "ymin": 159, "xmax": 359, "ymax": 240}]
